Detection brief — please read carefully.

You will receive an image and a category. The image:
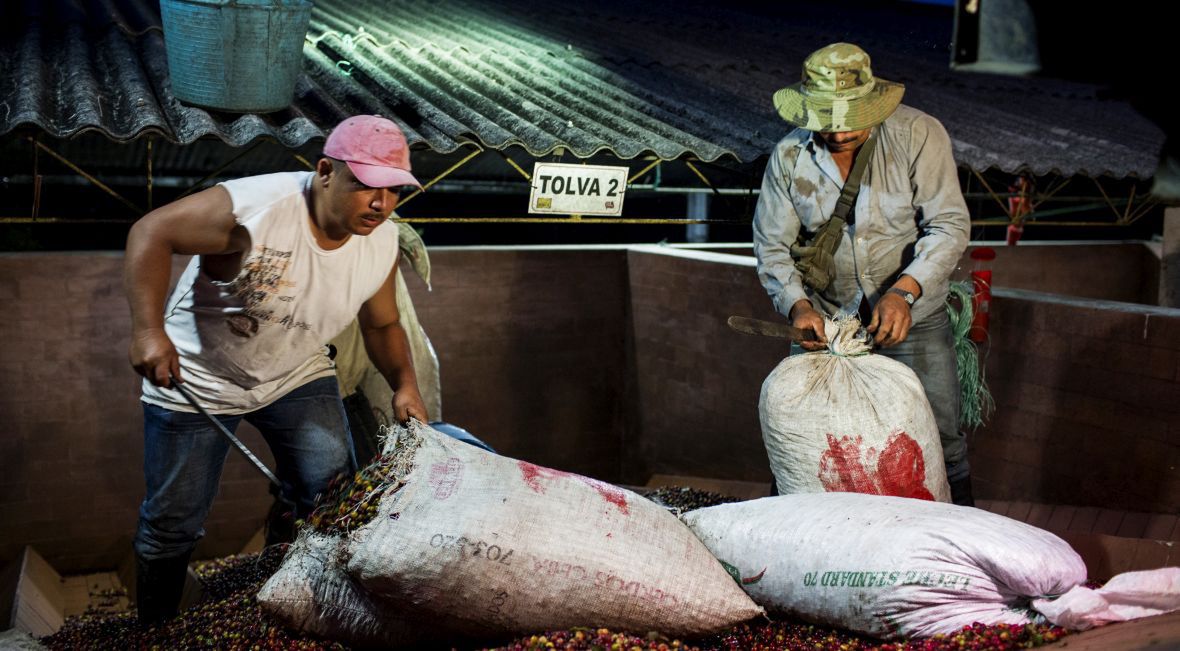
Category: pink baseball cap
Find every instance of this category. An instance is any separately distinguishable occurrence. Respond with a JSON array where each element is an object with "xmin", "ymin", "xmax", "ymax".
[{"xmin": 323, "ymin": 115, "xmax": 421, "ymax": 189}]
